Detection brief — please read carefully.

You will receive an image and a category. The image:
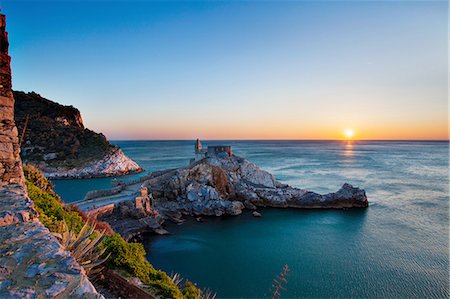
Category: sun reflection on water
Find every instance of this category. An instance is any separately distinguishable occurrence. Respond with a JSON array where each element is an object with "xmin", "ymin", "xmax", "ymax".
[{"xmin": 343, "ymin": 141, "xmax": 354, "ymax": 158}]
